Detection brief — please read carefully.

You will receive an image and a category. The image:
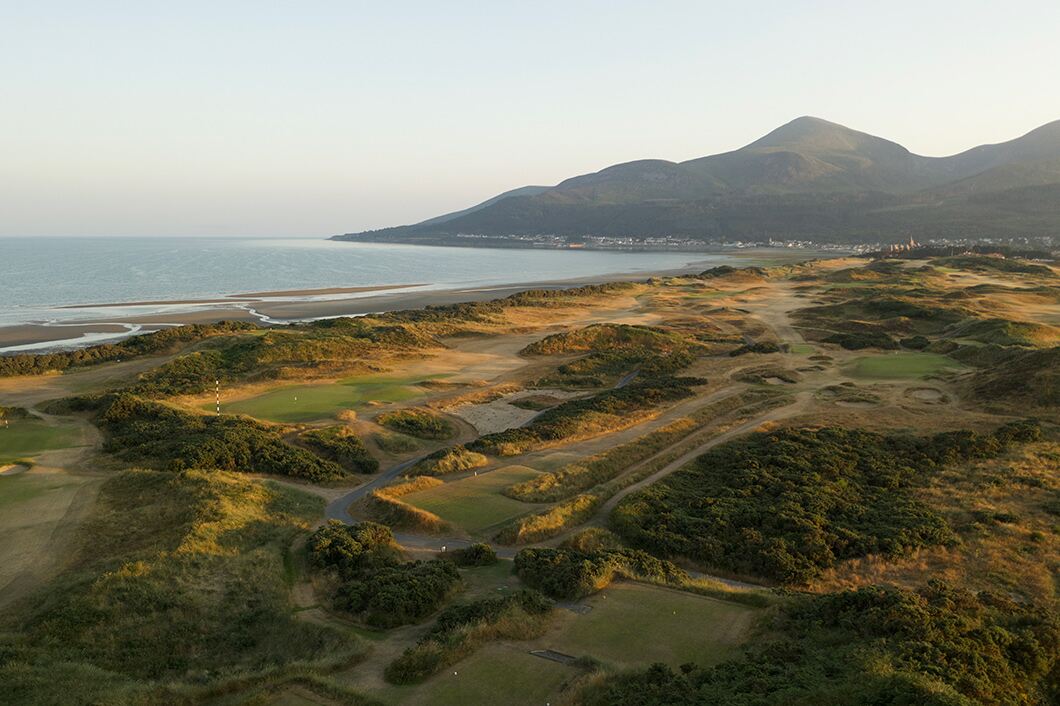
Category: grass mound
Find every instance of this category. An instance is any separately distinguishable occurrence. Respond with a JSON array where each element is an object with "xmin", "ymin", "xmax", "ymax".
[
  {"xmin": 376, "ymin": 407, "xmax": 455, "ymax": 439},
  {"xmin": 366, "ymin": 477, "xmax": 453, "ymax": 533},
  {"xmin": 300, "ymin": 425, "xmax": 379, "ymax": 474},
  {"xmin": 409, "ymin": 445, "xmax": 488, "ymax": 476},
  {"xmin": 0, "ymin": 469, "xmax": 360, "ymax": 704}
]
